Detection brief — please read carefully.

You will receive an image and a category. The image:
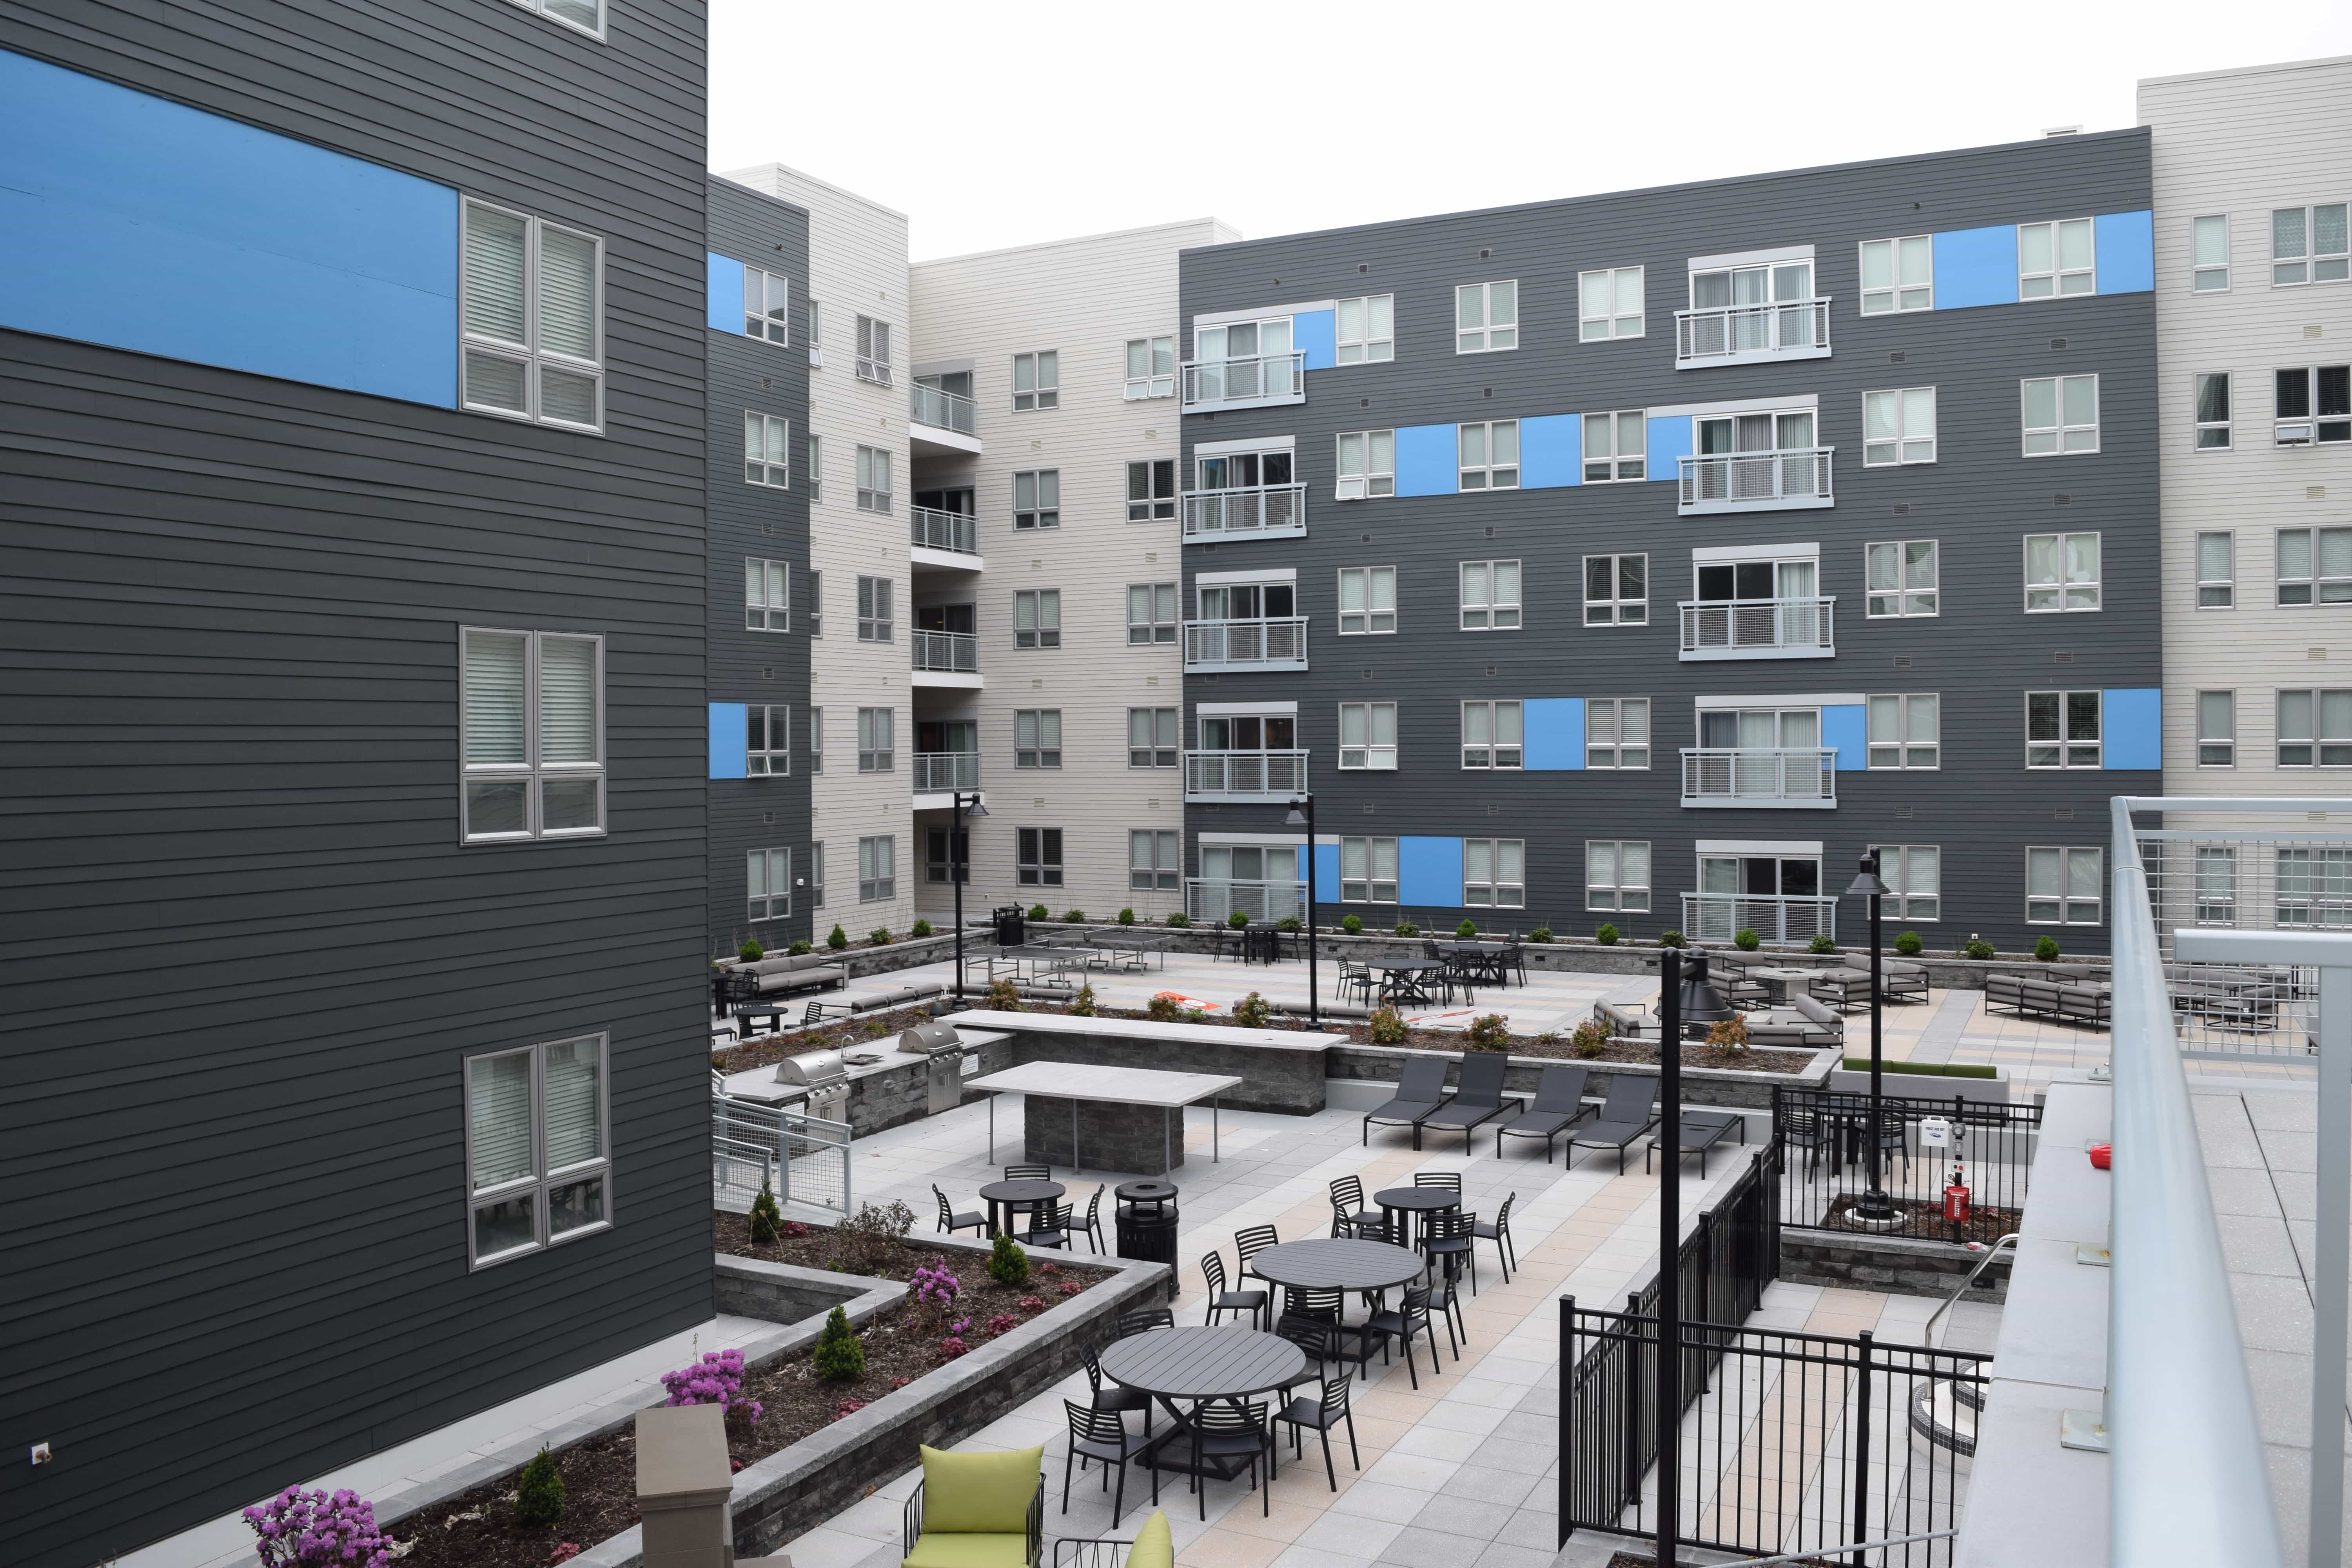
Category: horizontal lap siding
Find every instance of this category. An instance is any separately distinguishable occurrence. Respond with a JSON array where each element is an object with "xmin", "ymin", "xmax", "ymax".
[{"xmin": 0, "ymin": 4, "xmax": 709, "ymax": 1564}]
